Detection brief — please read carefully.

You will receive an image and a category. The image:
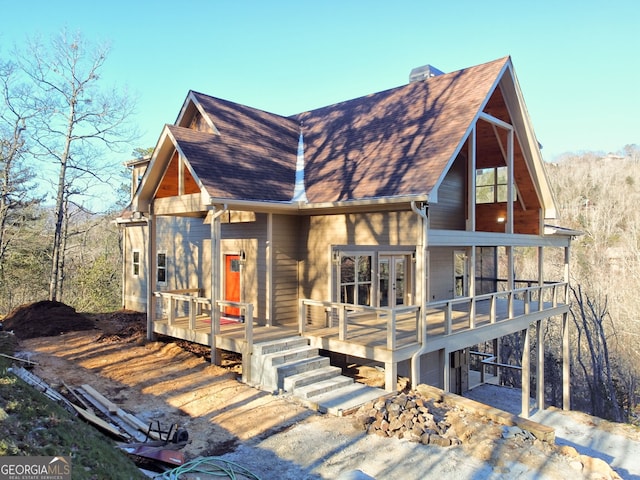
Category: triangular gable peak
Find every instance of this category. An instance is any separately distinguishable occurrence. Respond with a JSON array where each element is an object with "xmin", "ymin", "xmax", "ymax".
[
  {"xmin": 175, "ymin": 91, "xmax": 220, "ymax": 134},
  {"xmin": 431, "ymin": 58, "xmax": 556, "ymax": 224},
  {"xmin": 131, "ymin": 125, "xmax": 210, "ymax": 215}
]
